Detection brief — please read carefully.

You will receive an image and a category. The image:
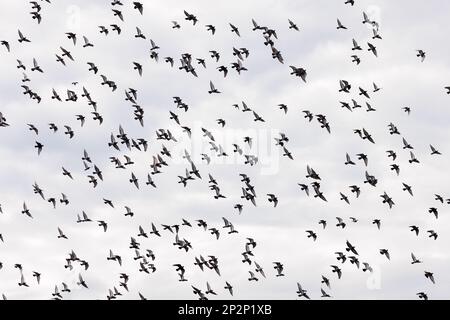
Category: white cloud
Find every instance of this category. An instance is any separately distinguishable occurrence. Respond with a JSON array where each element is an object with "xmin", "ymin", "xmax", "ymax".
[{"xmin": 0, "ymin": 0, "xmax": 449, "ymax": 300}]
